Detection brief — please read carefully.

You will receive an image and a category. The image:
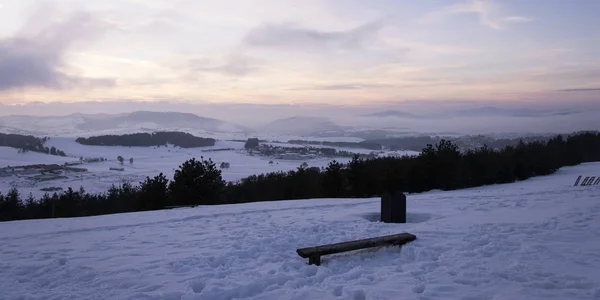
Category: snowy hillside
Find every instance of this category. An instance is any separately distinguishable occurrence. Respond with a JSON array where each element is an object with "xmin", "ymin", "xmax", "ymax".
[{"xmin": 1, "ymin": 162, "xmax": 599, "ymax": 299}]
